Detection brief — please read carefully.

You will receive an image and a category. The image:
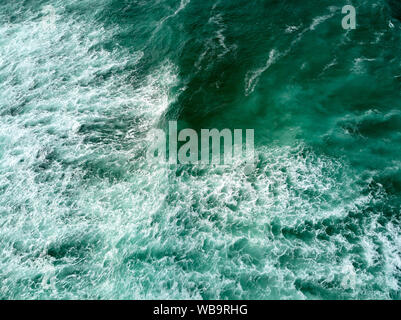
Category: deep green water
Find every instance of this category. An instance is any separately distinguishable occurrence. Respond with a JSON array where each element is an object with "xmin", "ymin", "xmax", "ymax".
[{"xmin": 1, "ymin": 0, "xmax": 401, "ymax": 299}]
